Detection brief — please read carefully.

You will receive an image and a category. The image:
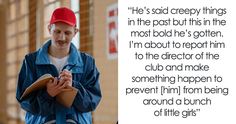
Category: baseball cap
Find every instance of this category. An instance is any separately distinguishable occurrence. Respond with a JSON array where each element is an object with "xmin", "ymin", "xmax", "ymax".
[{"xmin": 50, "ymin": 7, "xmax": 76, "ymax": 26}]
